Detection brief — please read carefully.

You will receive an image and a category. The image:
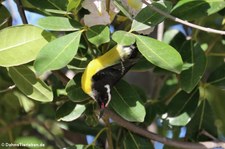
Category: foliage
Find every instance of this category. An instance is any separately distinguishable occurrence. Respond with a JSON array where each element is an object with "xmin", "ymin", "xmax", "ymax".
[{"xmin": 0, "ymin": 0, "xmax": 224, "ymax": 148}]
